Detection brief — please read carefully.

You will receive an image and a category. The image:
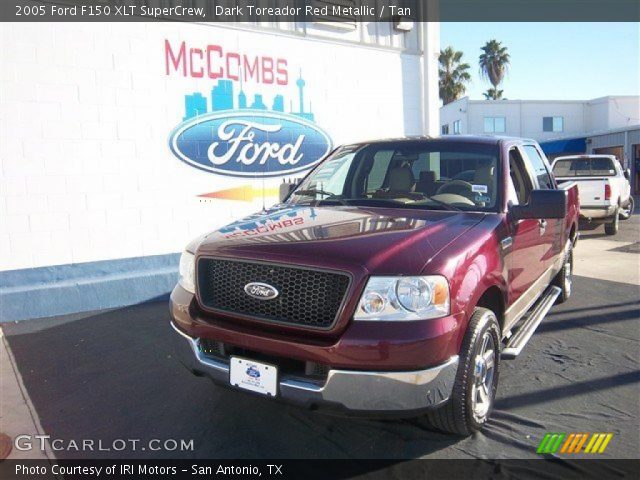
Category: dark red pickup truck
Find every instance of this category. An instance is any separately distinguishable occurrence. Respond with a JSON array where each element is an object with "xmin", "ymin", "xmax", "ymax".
[{"xmin": 170, "ymin": 136, "xmax": 579, "ymax": 435}]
